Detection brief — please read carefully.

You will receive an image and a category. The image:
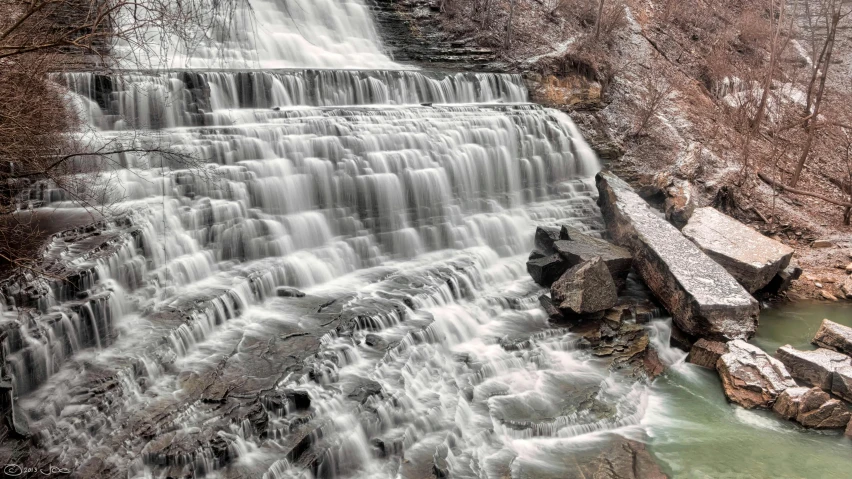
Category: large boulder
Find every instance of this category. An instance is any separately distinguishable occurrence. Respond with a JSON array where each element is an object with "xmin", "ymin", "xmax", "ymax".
[
  {"xmin": 550, "ymin": 257, "xmax": 618, "ymax": 315},
  {"xmin": 775, "ymin": 345, "xmax": 851, "ymax": 390},
  {"xmin": 554, "ymin": 226, "xmax": 633, "ymax": 289},
  {"xmin": 534, "ymin": 226, "xmax": 562, "ymax": 255},
  {"xmin": 526, "ymin": 254, "xmax": 570, "ymax": 287},
  {"xmin": 813, "ymin": 319, "xmax": 852, "ymax": 355},
  {"xmin": 831, "ymin": 365, "xmax": 852, "ymax": 402},
  {"xmin": 716, "ymin": 340, "xmax": 796, "ymax": 409},
  {"xmin": 774, "ymin": 387, "xmax": 851, "ymax": 429},
  {"xmin": 596, "ymin": 171, "xmax": 759, "ymax": 341},
  {"xmin": 688, "ymin": 339, "xmax": 727, "ymax": 369},
  {"xmin": 681, "ymin": 207, "xmax": 794, "ymax": 293}
]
